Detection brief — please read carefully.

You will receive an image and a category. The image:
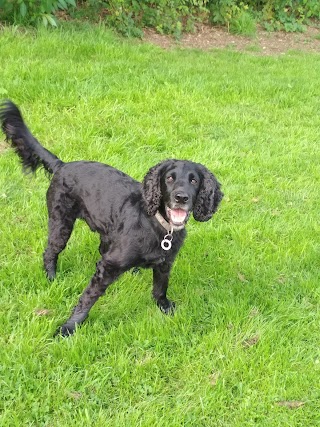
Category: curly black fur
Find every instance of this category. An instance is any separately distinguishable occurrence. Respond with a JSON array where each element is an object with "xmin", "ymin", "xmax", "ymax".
[
  {"xmin": 1, "ymin": 100, "xmax": 223, "ymax": 337},
  {"xmin": 0, "ymin": 101, "xmax": 62, "ymax": 174},
  {"xmin": 142, "ymin": 160, "xmax": 173, "ymax": 216}
]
